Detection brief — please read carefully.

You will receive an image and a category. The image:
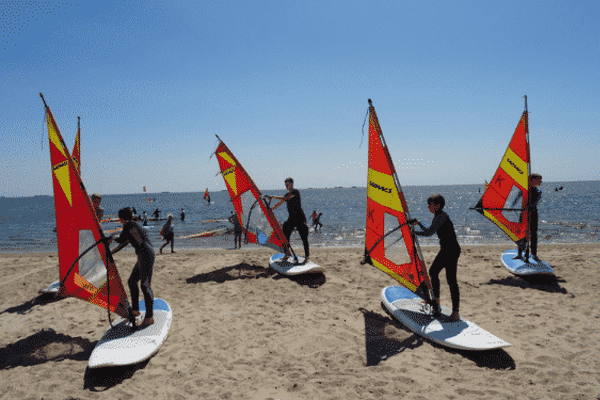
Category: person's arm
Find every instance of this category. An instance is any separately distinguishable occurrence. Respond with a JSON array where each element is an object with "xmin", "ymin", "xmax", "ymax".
[
  {"xmin": 270, "ymin": 192, "xmax": 294, "ymax": 210},
  {"xmin": 414, "ymin": 213, "xmax": 448, "ymax": 237}
]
